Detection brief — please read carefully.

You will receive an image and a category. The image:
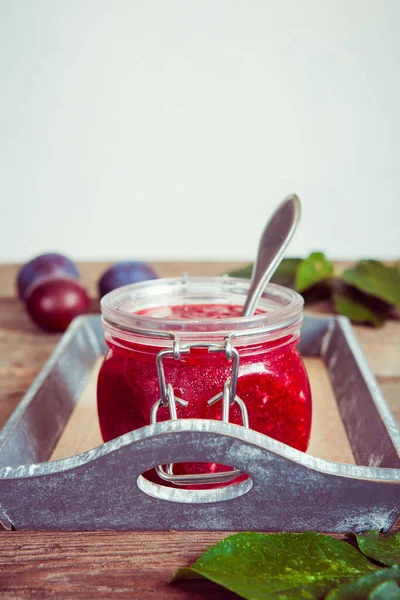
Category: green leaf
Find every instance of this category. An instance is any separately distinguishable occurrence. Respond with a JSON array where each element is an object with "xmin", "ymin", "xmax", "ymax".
[
  {"xmin": 271, "ymin": 258, "xmax": 302, "ymax": 287},
  {"xmin": 295, "ymin": 252, "xmax": 335, "ymax": 293},
  {"xmin": 227, "ymin": 258, "xmax": 301, "ymax": 288},
  {"xmin": 342, "ymin": 260, "xmax": 400, "ymax": 306},
  {"xmin": 333, "ymin": 289, "xmax": 388, "ymax": 327},
  {"xmin": 355, "ymin": 530, "xmax": 400, "ymax": 567},
  {"xmin": 227, "ymin": 264, "xmax": 253, "ymax": 279},
  {"xmin": 172, "ymin": 531, "xmax": 378, "ymax": 599},
  {"xmin": 368, "ymin": 580, "xmax": 400, "ymax": 599},
  {"xmin": 326, "ymin": 566, "xmax": 400, "ymax": 599}
]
